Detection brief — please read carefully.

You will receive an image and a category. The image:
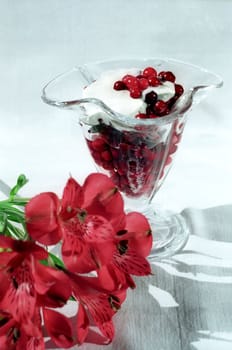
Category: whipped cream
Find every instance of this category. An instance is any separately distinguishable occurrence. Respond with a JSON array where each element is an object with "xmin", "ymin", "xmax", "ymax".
[{"xmin": 83, "ymin": 68, "xmax": 175, "ymax": 117}]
